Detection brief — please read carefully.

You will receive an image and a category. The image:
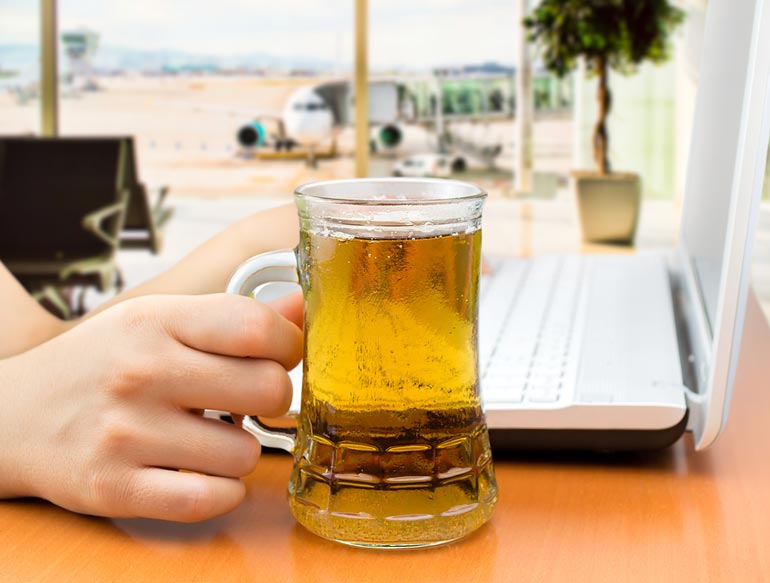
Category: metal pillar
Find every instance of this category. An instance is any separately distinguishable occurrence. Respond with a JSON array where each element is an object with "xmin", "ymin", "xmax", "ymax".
[
  {"xmin": 514, "ymin": 0, "xmax": 533, "ymax": 194},
  {"xmin": 354, "ymin": 0, "xmax": 369, "ymax": 177},
  {"xmin": 433, "ymin": 74, "xmax": 446, "ymax": 153},
  {"xmin": 40, "ymin": 0, "xmax": 59, "ymax": 136}
]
